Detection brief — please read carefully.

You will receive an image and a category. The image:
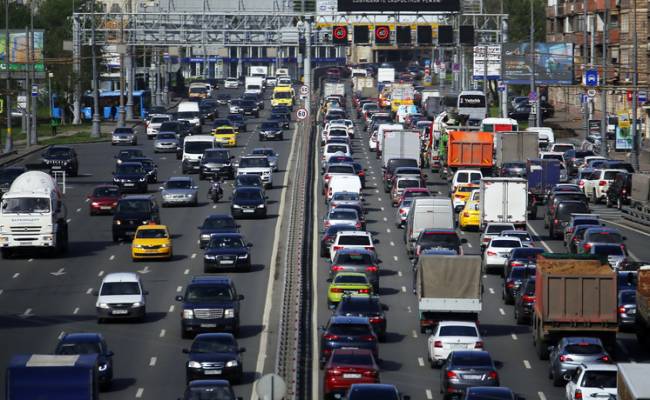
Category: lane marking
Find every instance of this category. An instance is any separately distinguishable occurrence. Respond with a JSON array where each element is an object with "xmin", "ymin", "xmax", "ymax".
[
  {"xmin": 135, "ymin": 388, "xmax": 144, "ymax": 398},
  {"xmin": 386, "ymin": 228, "xmax": 391, "ymax": 233},
  {"xmin": 601, "ymin": 218, "xmax": 650, "ymax": 237},
  {"xmin": 0, "ymin": 289, "xmax": 3, "ymax": 295},
  {"xmin": 66, "ymin": 218, "xmax": 71, "ymax": 223},
  {"xmin": 58, "ymin": 331, "xmax": 65, "ymax": 339},
  {"xmin": 418, "ymin": 357, "xmax": 425, "ymax": 367},
  {"xmin": 380, "ymin": 207, "xmax": 385, "ymax": 211},
  {"xmin": 184, "ymin": 269, "xmax": 190, "ymax": 275},
  {"xmin": 412, "ymin": 330, "xmax": 418, "ymax": 338},
  {"xmin": 499, "ymin": 308, "xmax": 505, "ymax": 315},
  {"xmin": 191, "ymin": 253, "xmax": 197, "ymax": 259},
  {"xmin": 73, "ymin": 307, "xmax": 79, "ymax": 315},
  {"xmin": 176, "ymin": 286, "xmax": 183, "ymax": 292},
  {"xmin": 98, "ymin": 270, "xmax": 104, "ymax": 277},
  {"xmin": 109, "ymin": 255, "xmax": 115, "ymax": 261},
  {"xmin": 467, "ymin": 242, "xmax": 473, "ymax": 248},
  {"xmin": 511, "ymin": 333, "xmax": 518, "ymax": 340},
  {"xmin": 212, "ymin": 205, "xmax": 217, "ymax": 209},
  {"xmin": 160, "ymin": 329, "xmax": 166, "ymax": 338},
  {"xmin": 523, "ymin": 360, "xmax": 531, "ymax": 369},
  {"xmin": 426, "ymin": 389, "xmax": 433, "ymax": 400},
  {"xmin": 76, "ymin": 208, "xmax": 81, "ymax": 212},
  {"xmin": 378, "ymin": 197, "xmax": 382, "ymax": 202},
  {"xmin": 407, "ymin": 306, "xmax": 412, "ymax": 313},
  {"xmin": 393, "ymin": 256, "xmax": 398, "ymax": 261},
  {"xmin": 169, "ymin": 305, "xmax": 175, "ymax": 313},
  {"xmin": 12, "ymin": 273, "xmax": 19, "ymax": 279},
  {"xmin": 538, "ymin": 392, "xmax": 547, "ymax": 400},
  {"xmin": 398, "ymin": 271, "xmax": 403, "ymax": 277},
  {"xmin": 526, "ymin": 223, "xmax": 553, "ymax": 253},
  {"xmin": 149, "ymin": 357, "xmax": 157, "ymax": 367},
  {"xmin": 28, "ymin": 258, "xmax": 33, "ymax": 262},
  {"xmin": 86, "ymin": 288, "xmax": 93, "ymax": 294},
  {"xmin": 22, "ymin": 308, "xmax": 32, "ymax": 317},
  {"xmin": 488, "ymin": 288, "xmax": 495, "ymax": 294},
  {"xmin": 401, "ymin": 286, "xmax": 406, "ymax": 293},
  {"xmin": 383, "ymin": 217, "xmax": 387, "ymax": 222}
]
